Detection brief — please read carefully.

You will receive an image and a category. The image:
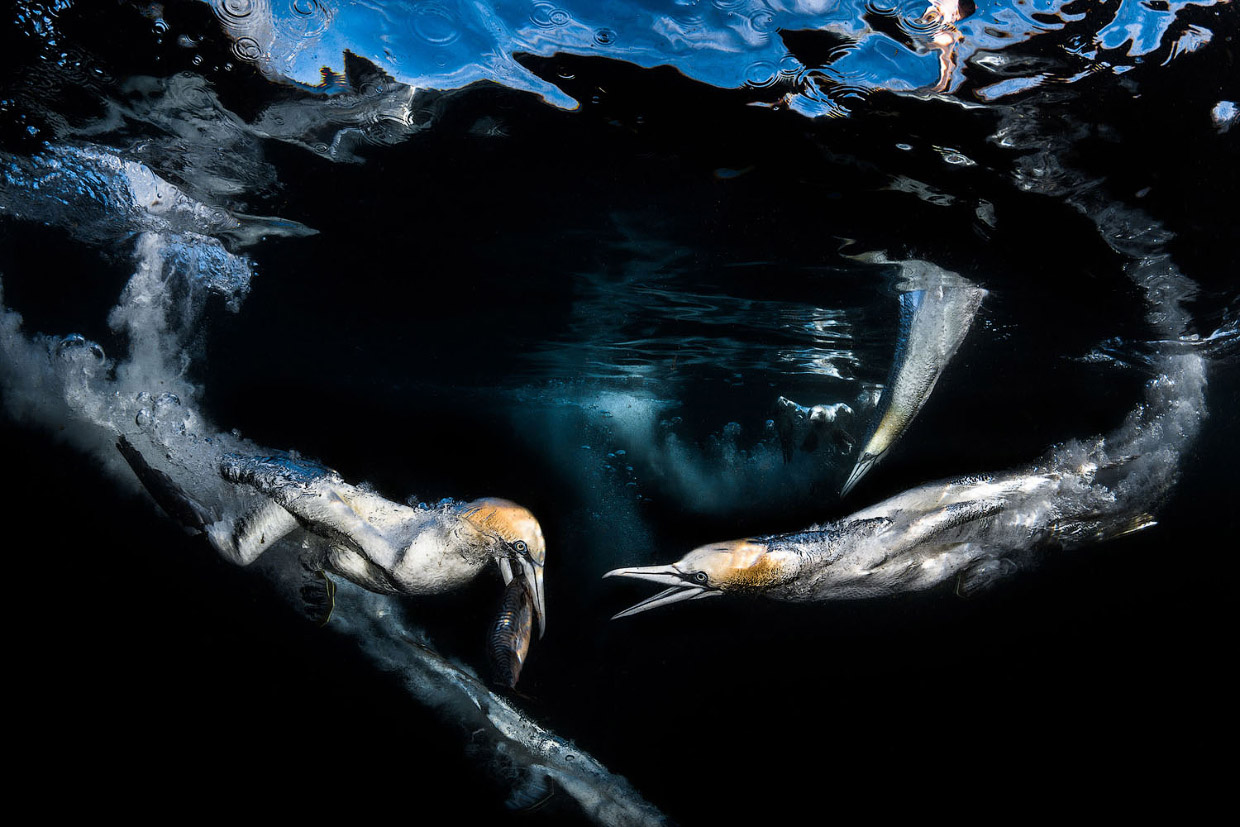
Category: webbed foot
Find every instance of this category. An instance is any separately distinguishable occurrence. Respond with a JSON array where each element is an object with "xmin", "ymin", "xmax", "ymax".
[{"xmin": 298, "ymin": 560, "xmax": 337, "ymax": 626}]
